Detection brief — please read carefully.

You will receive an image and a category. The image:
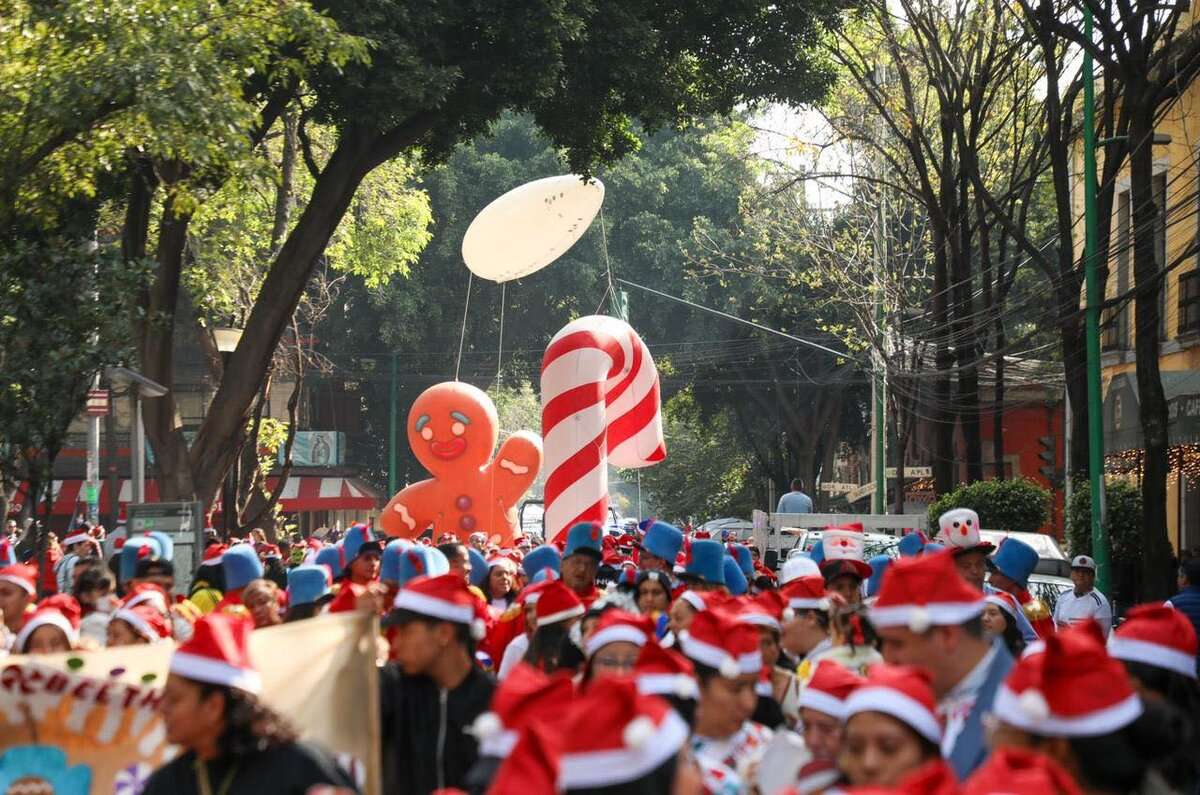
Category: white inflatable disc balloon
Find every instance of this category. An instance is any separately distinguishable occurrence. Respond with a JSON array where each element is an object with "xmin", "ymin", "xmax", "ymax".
[{"xmin": 461, "ymin": 175, "xmax": 605, "ymax": 283}]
